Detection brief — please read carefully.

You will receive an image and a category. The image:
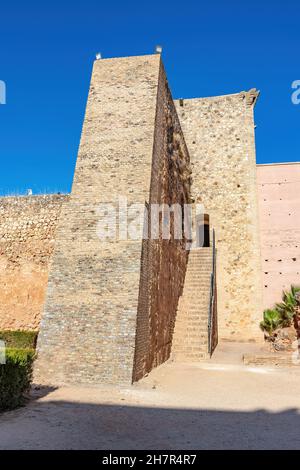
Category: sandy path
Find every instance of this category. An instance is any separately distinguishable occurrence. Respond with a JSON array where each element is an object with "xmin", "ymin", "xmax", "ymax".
[{"xmin": 1, "ymin": 355, "xmax": 300, "ymax": 449}]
